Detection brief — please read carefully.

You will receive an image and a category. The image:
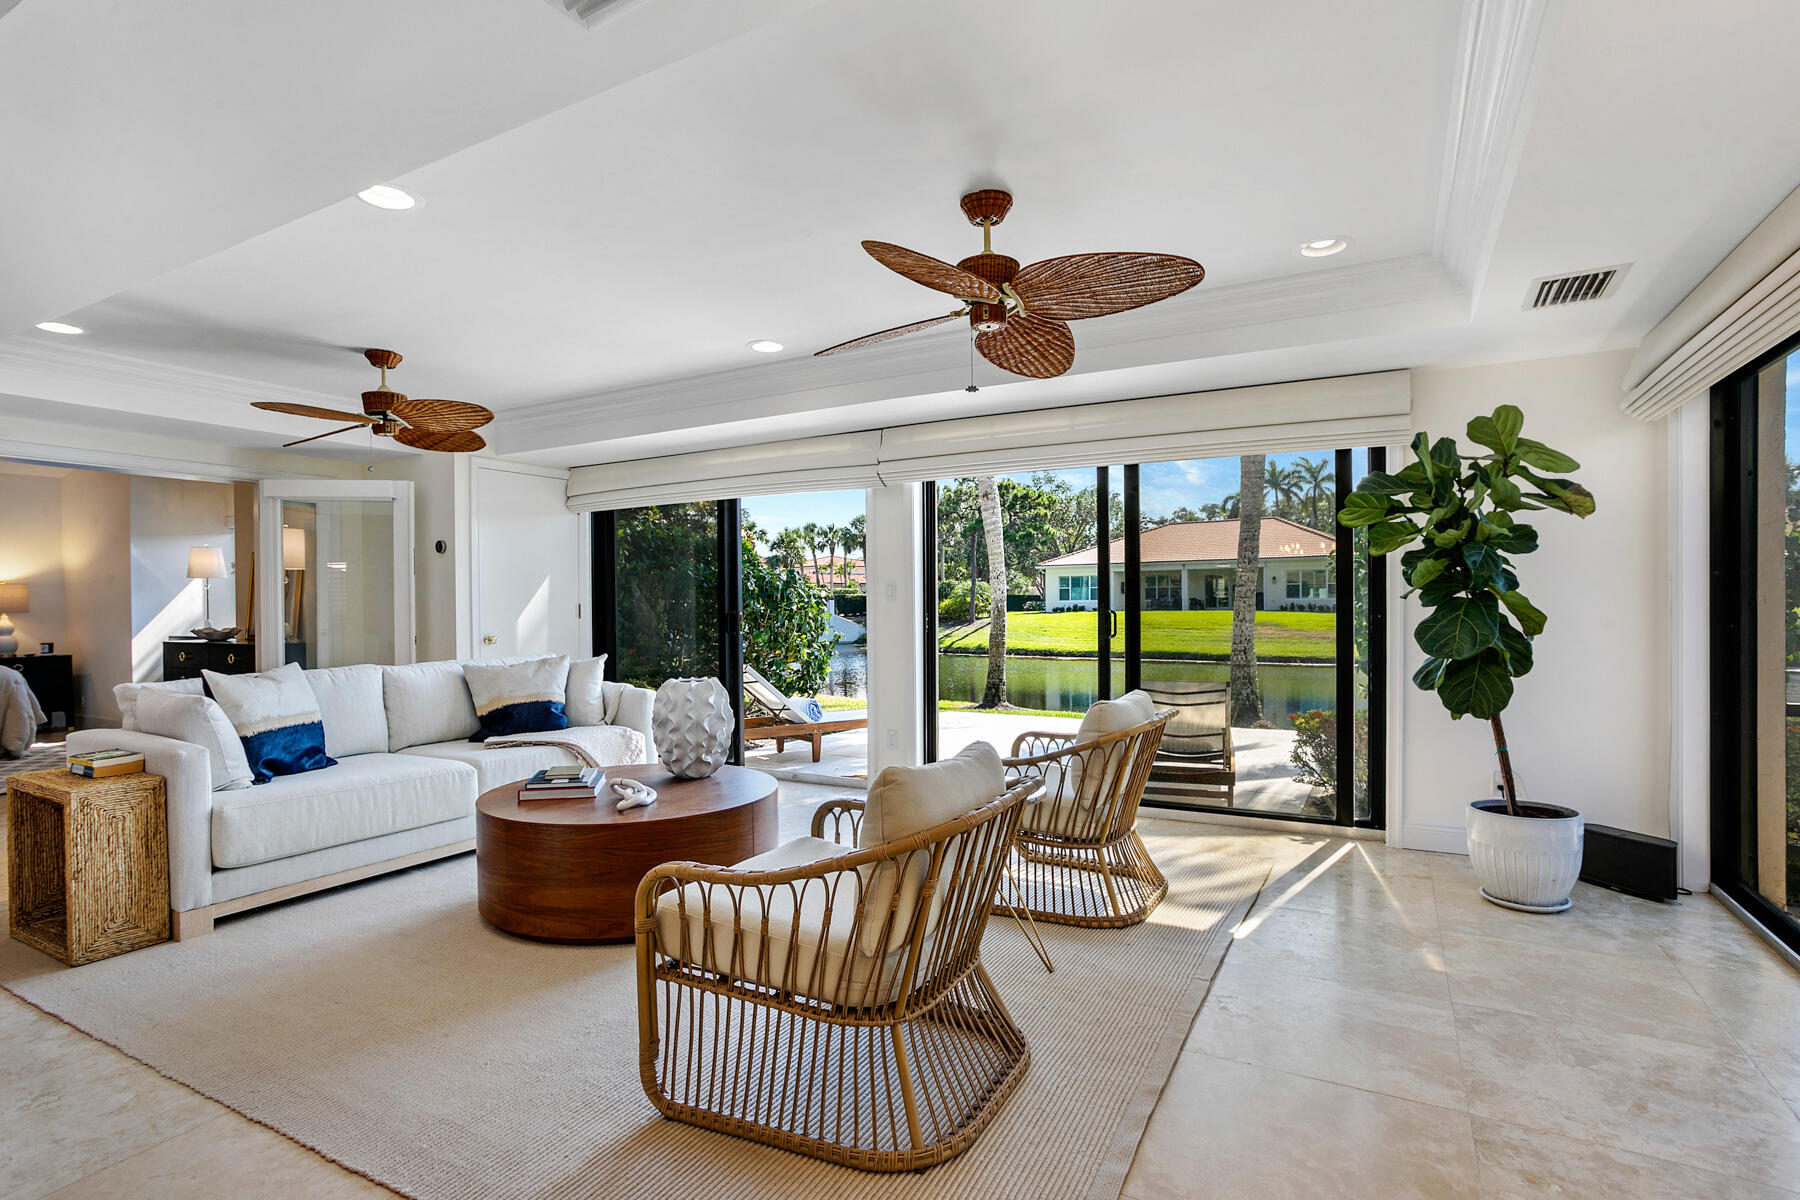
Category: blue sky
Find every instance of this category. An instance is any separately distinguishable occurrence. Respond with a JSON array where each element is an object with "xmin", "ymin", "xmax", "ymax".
[
  {"xmin": 741, "ymin": 450, "xmax": 1353, "ymax": 548},
  {"xmin": 1788, "ymin": 355, "xmax": 1800, "ymax": 461}
]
